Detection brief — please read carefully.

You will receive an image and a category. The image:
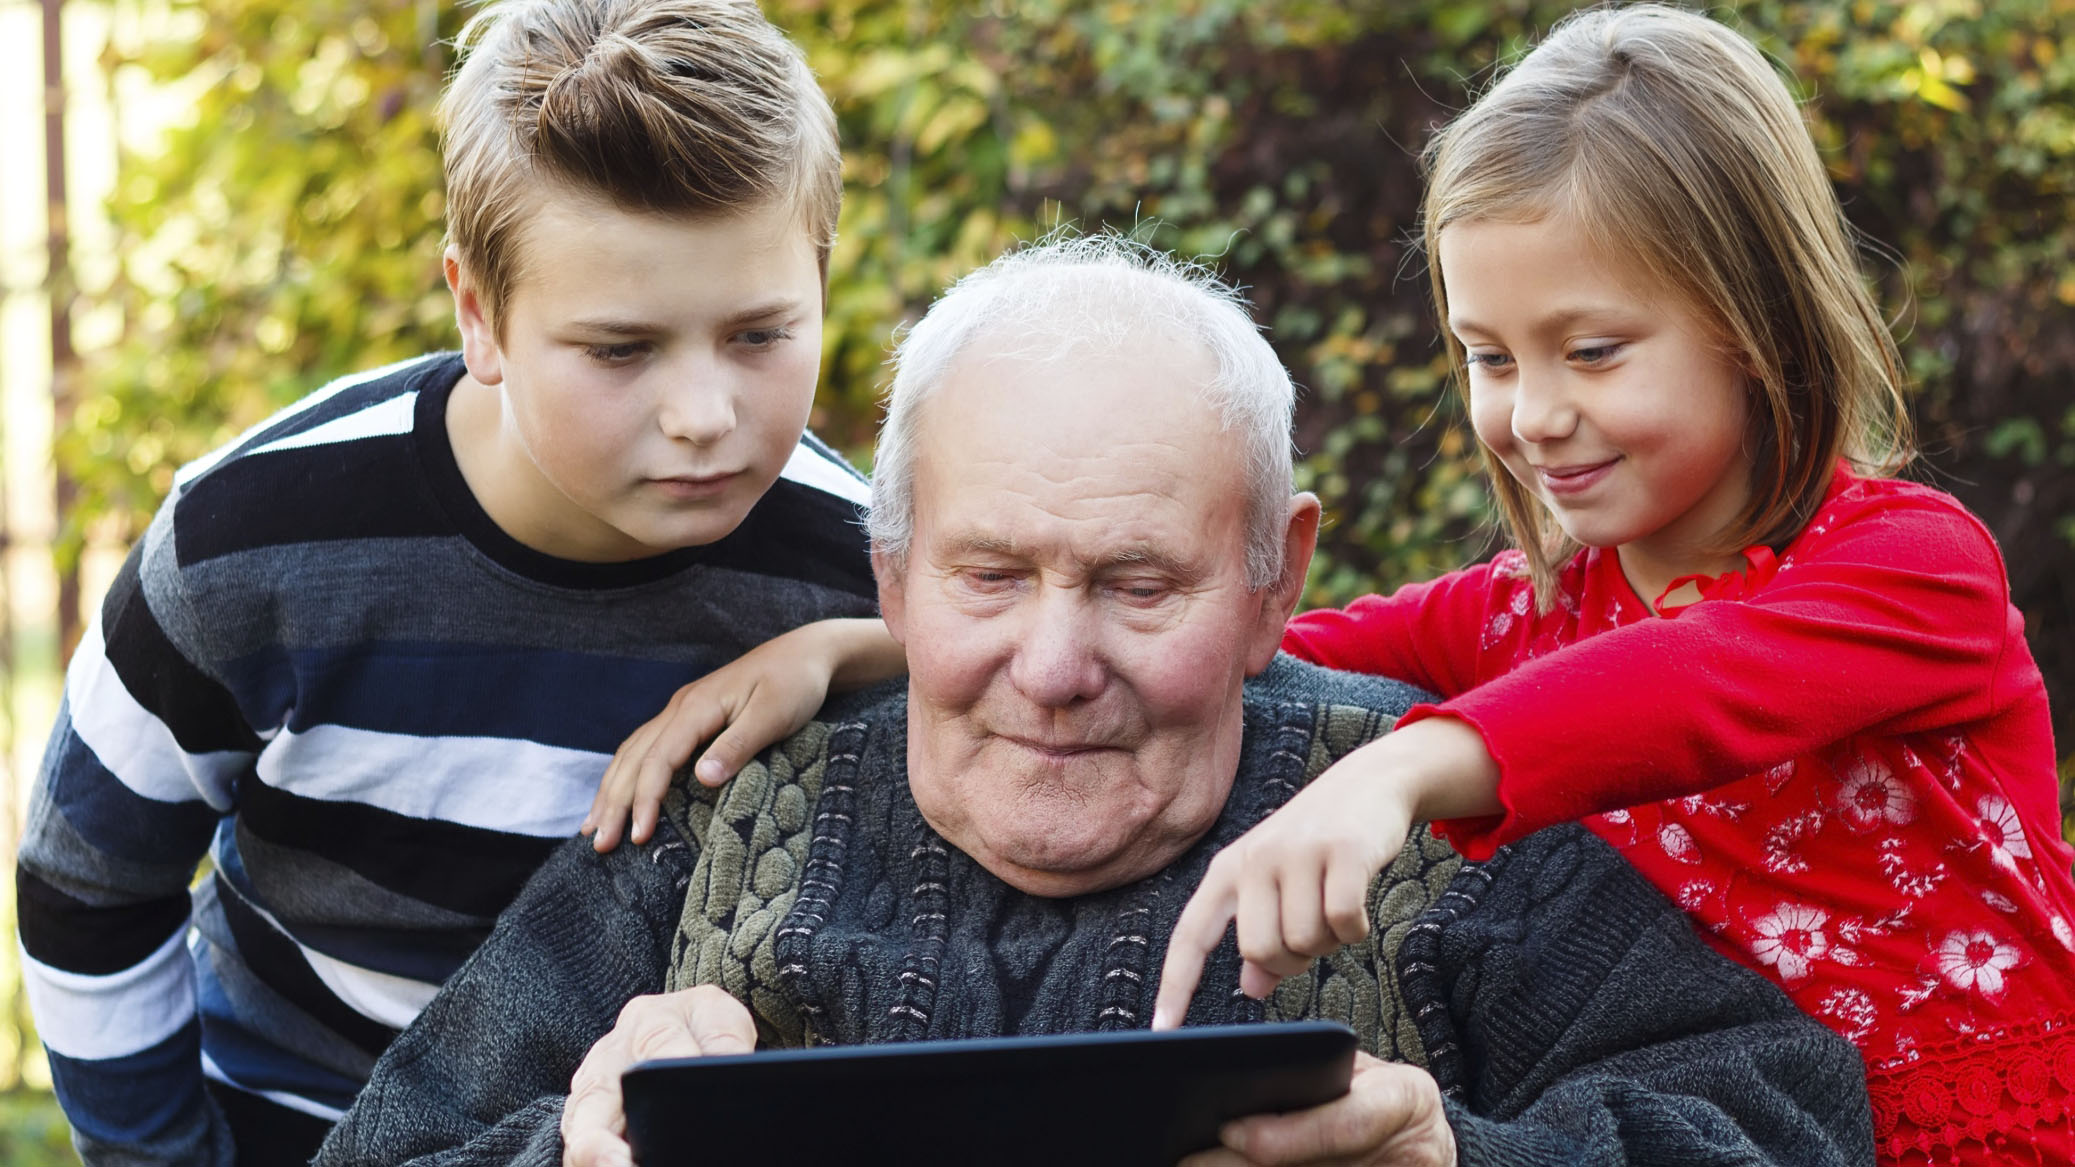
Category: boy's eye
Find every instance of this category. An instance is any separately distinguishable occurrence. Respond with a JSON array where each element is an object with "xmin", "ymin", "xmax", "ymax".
[
  {"xmin": 737, "ymin": 326, "xmax": 794, "ymax": 350},
  {"xmin": 583, "ymin": 342, "xmax": 648, "ymax": 365}
]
